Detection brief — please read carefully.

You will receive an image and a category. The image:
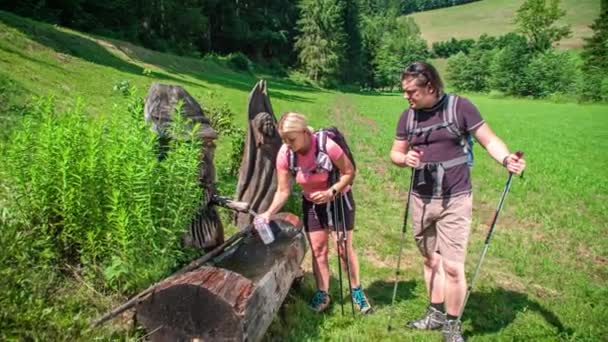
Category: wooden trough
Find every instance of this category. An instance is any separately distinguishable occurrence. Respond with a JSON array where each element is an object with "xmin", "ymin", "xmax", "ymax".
[{"xmin": 135, "ymin": 213, "xmax": 307, "ymax": 341}]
